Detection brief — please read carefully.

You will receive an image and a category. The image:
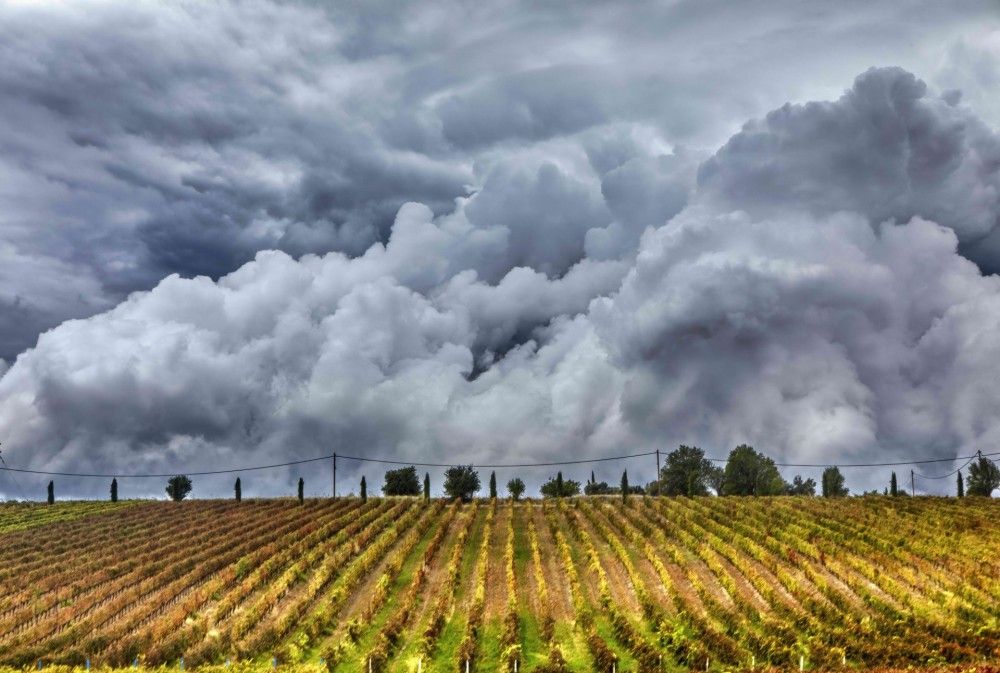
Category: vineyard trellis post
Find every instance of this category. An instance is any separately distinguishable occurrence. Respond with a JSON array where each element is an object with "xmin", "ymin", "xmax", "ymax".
[
  {"xmin": 333, "ymin": 452, "xmax": 337, "ymax": 499},
  {"xmin": 911, "ymin": 469, "xmax": 915, "ymax": 496}
]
